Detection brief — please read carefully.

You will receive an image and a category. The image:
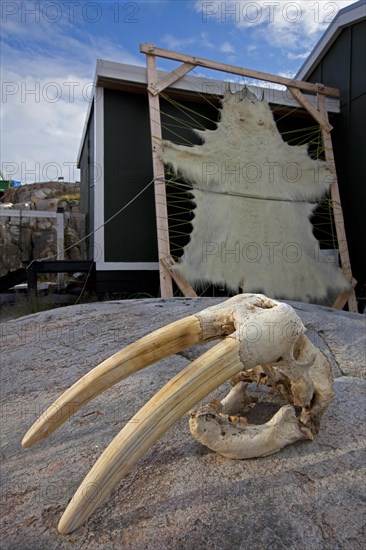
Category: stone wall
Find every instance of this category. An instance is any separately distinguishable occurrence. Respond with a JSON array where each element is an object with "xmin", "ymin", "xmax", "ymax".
[{"xmin": 0, "ymin": 182, "xmax": 84, "ymax": 277}]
